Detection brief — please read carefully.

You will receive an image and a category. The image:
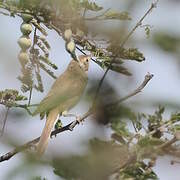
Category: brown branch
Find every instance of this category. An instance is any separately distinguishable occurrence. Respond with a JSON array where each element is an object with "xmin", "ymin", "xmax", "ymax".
[
  {"xmin": 92, "ymin": 2, "xmax": 157, "ymax": 104},
  {"xmin": 28, "ymin": 28, "xmax": 37, "ymax": 106},
  {"xmin": 106, "ymin": 73, "xmax": 154, "ymax": 108},
  {"xmin": 0, "ymin": 109, "xmax": 92, "ymax": 162},
  {"xmin": 120, "ymin": 2, "xmax": 157, "ymax": 48},
  {"xmin": 158, "ymin": 136, "xmax": 180, "ymax": 159},
  {"xmin": 0, "ymin": 73, "xmax": 153, "ymax": 162}
]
